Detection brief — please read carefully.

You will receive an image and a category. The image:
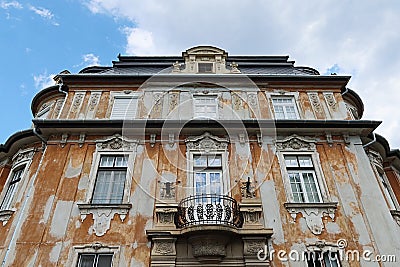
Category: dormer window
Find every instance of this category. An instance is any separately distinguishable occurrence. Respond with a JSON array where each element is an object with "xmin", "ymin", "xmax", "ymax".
[{"xmin": 198, "ymin": 63, "xmax": 213, "ymax": 73}]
